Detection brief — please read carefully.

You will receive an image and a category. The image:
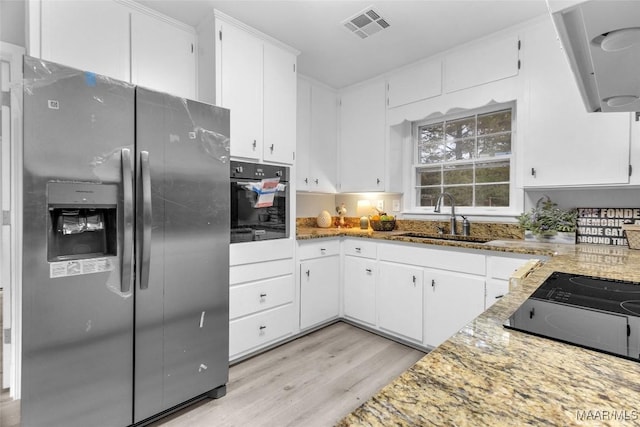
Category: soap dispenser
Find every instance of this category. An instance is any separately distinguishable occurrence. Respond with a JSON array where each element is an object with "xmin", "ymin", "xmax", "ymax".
[{"xmin": 461, "ymin": 215, "xmax": 471, "ymax": 236}]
